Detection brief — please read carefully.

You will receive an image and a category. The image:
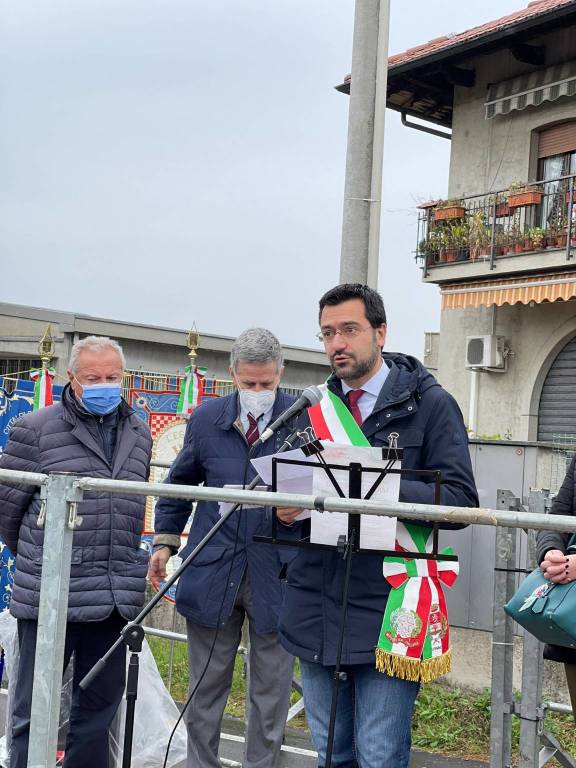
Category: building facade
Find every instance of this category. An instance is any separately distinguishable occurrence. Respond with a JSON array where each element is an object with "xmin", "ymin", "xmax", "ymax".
[{"xmin": 340, "ymin": 0, "xmax": 576, "ymax": 451}]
